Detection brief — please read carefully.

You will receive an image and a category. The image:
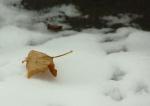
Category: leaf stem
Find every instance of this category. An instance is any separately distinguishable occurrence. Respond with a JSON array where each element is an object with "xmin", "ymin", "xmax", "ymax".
[{"xmin": 53, "ymin": 50, "xmax": 73, "ymax": 58}]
